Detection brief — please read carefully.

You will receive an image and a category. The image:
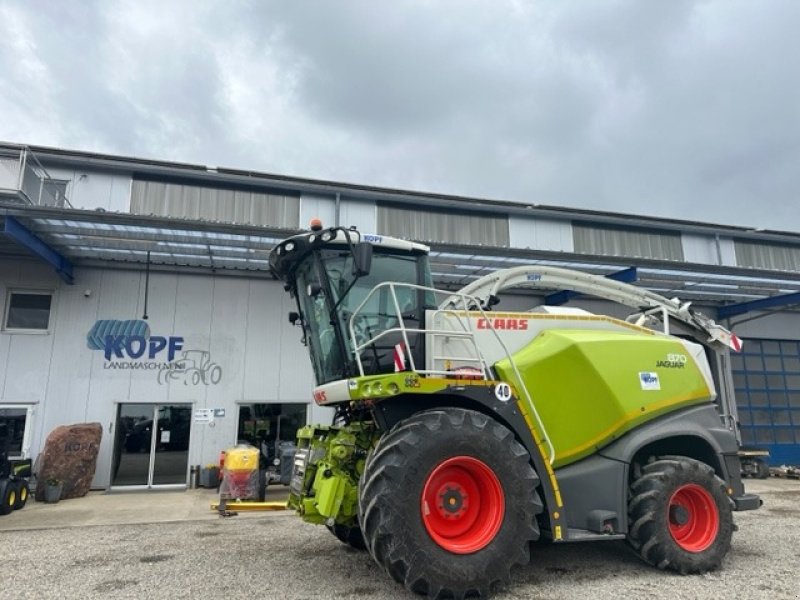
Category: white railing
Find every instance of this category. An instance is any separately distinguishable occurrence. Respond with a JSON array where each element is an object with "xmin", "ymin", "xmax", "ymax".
[
  {"xmin": 347, "ymin": 281, "xmax": 556, "ymax": 463},
  {"xmin": 0, "ymin": 147, "xmax": 71, "ymax": 208}
]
